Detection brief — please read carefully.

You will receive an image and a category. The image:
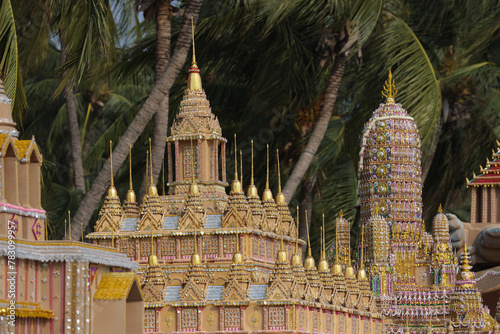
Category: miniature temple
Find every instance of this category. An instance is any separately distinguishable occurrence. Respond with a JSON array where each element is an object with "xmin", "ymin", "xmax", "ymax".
[
  {"xmin": 87, "ymin": 47, "xmax": 384, "ymax": 333},
  {"xmin": 86, "ymin": 35, "xmax": 500, "ymax": 332},
  {"xmin": 0, "ymin": 80, "xmax": 144, "ymax": 334}
]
